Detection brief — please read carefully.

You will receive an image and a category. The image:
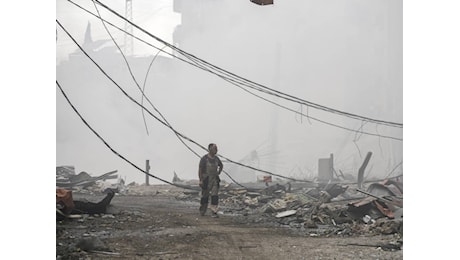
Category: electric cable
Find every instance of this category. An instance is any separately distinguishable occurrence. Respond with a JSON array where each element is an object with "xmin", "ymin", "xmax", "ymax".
[
  {"xmin": 92, "ymin": 0, "xmax": 403, "ymax": 129},
  {"xmin": 141, "ymin": 45, "xmax": 167, "ymax": 136},
  {"xmin": 57, "ymin": 19, "xmax": 312, "ymax": 184},
  {"xmin": 56, "ymin": 80, "xmax": 196, "ymax": 190},
  {"xmin": 89, "ymin": 2, "xmax": 241, "ymax": 186},
  {"xmin": 67, "ymin": 0, "xmax": 403, "ymax": 130},
  {"xmin": 90, "ymin": 4, "xmax": 247, "ymax": 187},
  {"xmin": 64, "ymin": 0, "xmax": 403, "ymax": 141}
]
